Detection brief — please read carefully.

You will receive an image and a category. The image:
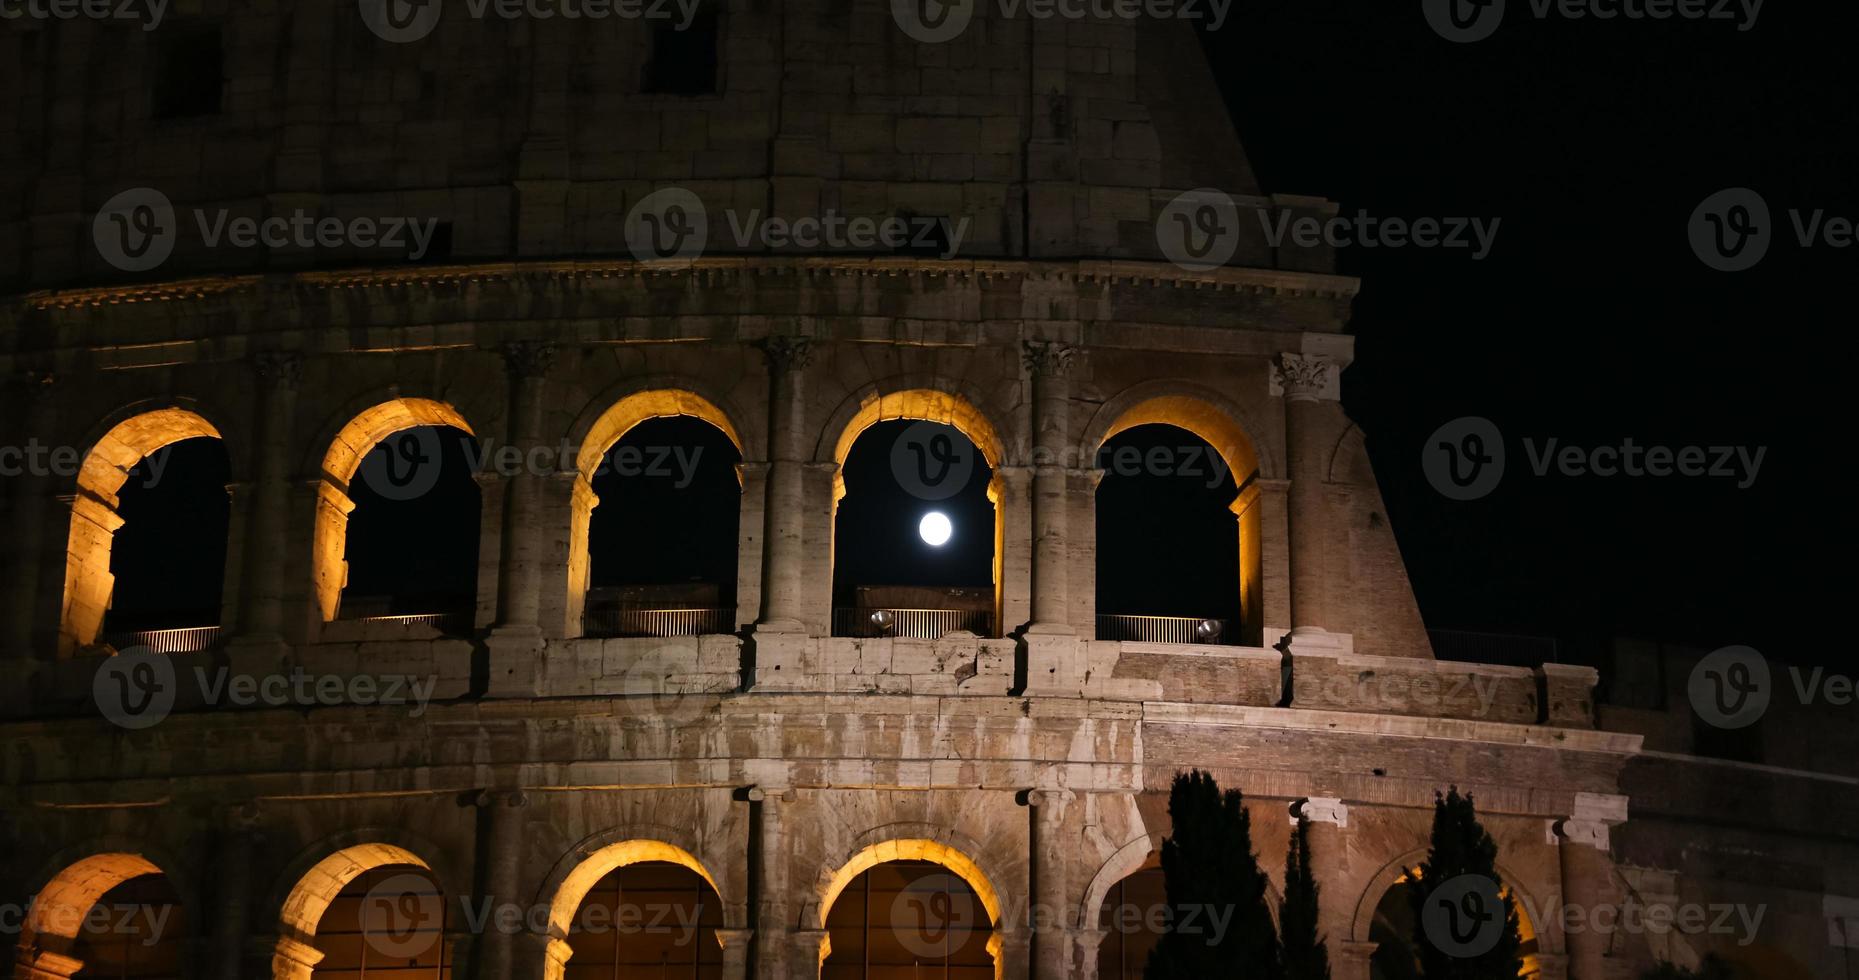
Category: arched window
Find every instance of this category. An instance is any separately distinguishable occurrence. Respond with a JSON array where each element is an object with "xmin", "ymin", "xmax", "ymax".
[
  {"xmin": 832, "ymin": 420, "xmax": 997, "ymax": 639},
  {"xmin": 1096, "ymin": 859, "xmax": 1165, "ymax": 980},
  {"xmin": 822, "ymin": 860, "xmax": 995, "ymax": 979},
  {"xmin": 1368, "ymin": 870, "xmax": 1539, "ymax": 980},
  {"xmin": 341, "ymin": 425, "xmax": 481, "ymax": 628},
  {"xmin": 62, "ymin": 408, "xmax": 227, "ymax": 656},
  {"xmin": 99, "ymin": 437, "xmax": 231, "ymax": 654},
  {"xmin": 19, "ymin": 854, "xmax": 185, "ymax": 979},
  {"xmin": 1094, "ymin": 423, "xmax": 1244, "ymax": 644},
  {"xmin": 584, "ymin": 417, "xmax": 742, "ymax": 637},
  {"xmin": 305, "ymin": 864, "xmax": 452, "ymax": 978},
  {"xmin": 561, "ymin": 861, "xmax": 725, "ymax": 978}
]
